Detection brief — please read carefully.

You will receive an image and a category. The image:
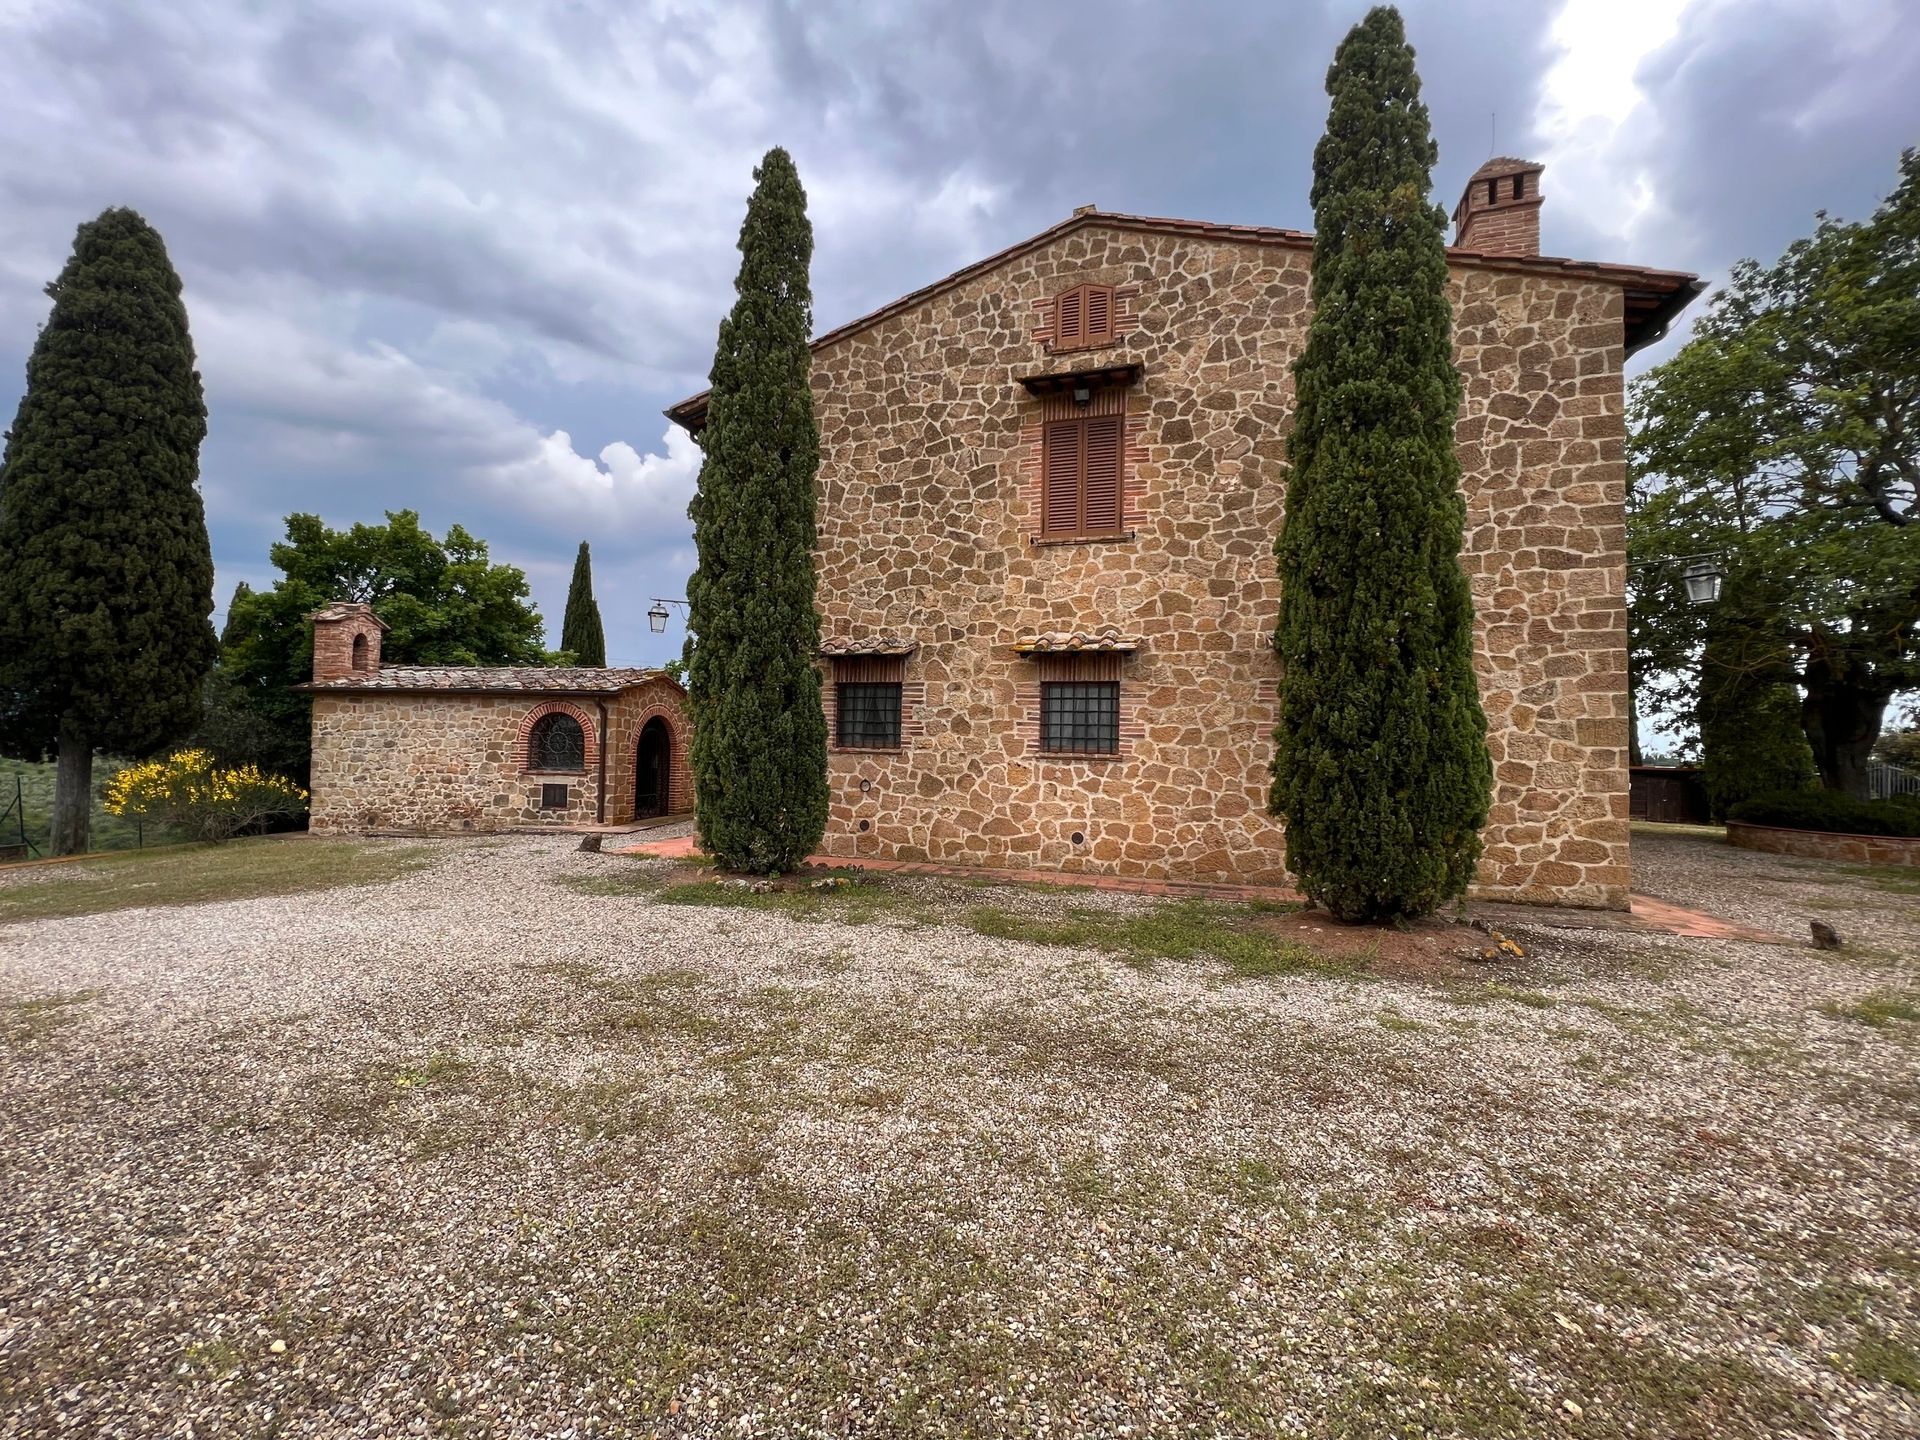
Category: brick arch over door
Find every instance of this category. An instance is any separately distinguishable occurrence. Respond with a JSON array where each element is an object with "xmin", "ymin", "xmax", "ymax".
[
  {"xmin": 514, "ymin": 699, "xmax": 601, "ymax": 773},
  {"xmin": 606, "ymin": 680, "xmax": 695, "ymax": 824}
]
